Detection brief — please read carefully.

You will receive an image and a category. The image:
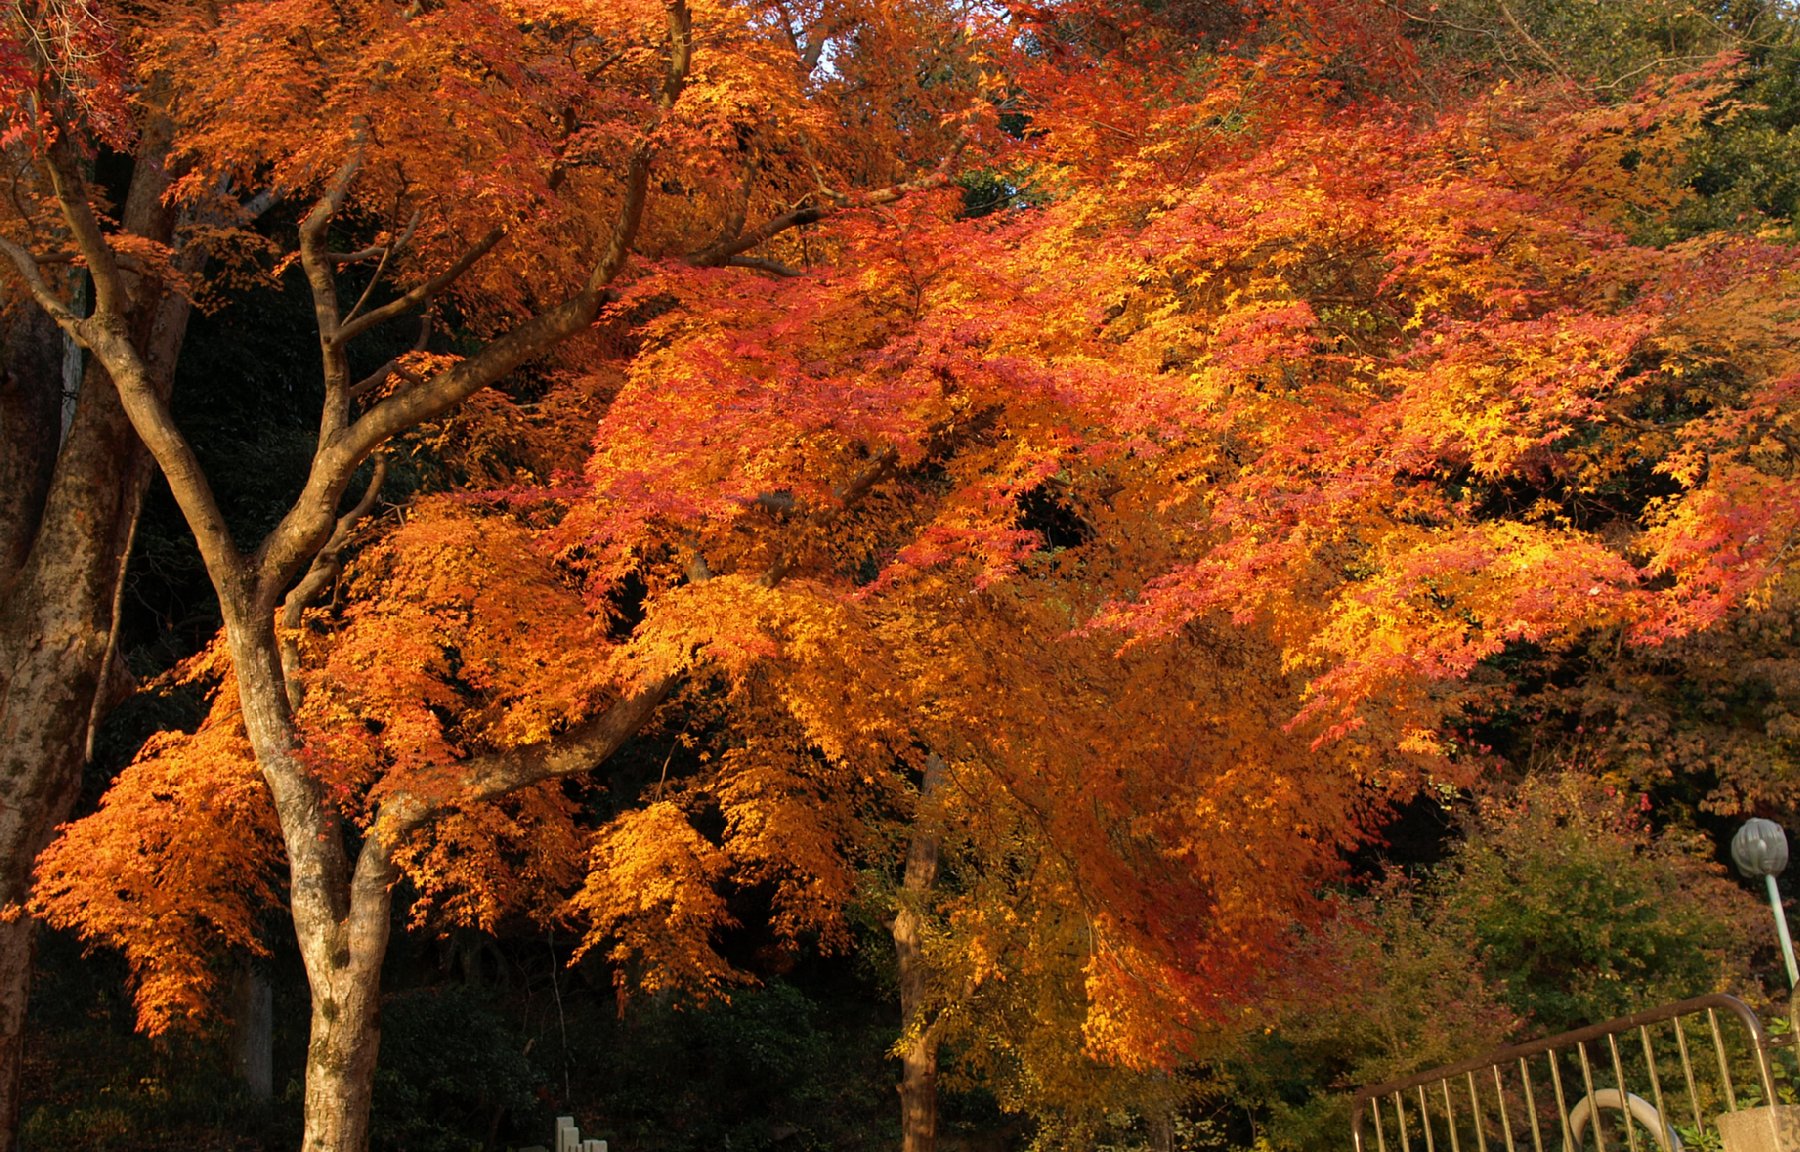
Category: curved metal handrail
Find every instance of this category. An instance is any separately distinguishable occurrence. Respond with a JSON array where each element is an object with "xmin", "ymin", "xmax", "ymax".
[{"xmin": 1350, "ymin": 993, "xmax": 1778, "ymax": 1152}]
